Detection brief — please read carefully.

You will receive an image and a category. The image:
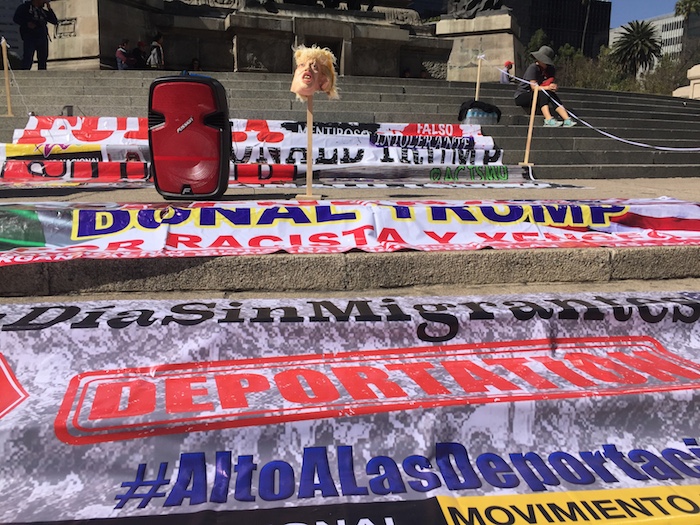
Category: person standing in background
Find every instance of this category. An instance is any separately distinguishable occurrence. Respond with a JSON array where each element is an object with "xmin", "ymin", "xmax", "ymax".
[
  {"xmin": 116, "ymin": 38, "xmax": 132, "ymax": 70},
  {"xmin": 500, "ymin": 61, "xmax": 514, "ymax": 84},
  {"xmin": 147, "ymin": 33, "xmax": 165, "ymax": 69},
  {"xmin": 13, "ymin": 0, "xmax": 59, "ymax": 70},
  {"xmin": 131, "ymin": 41, "xmax": 148, "ymax": 69}
]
